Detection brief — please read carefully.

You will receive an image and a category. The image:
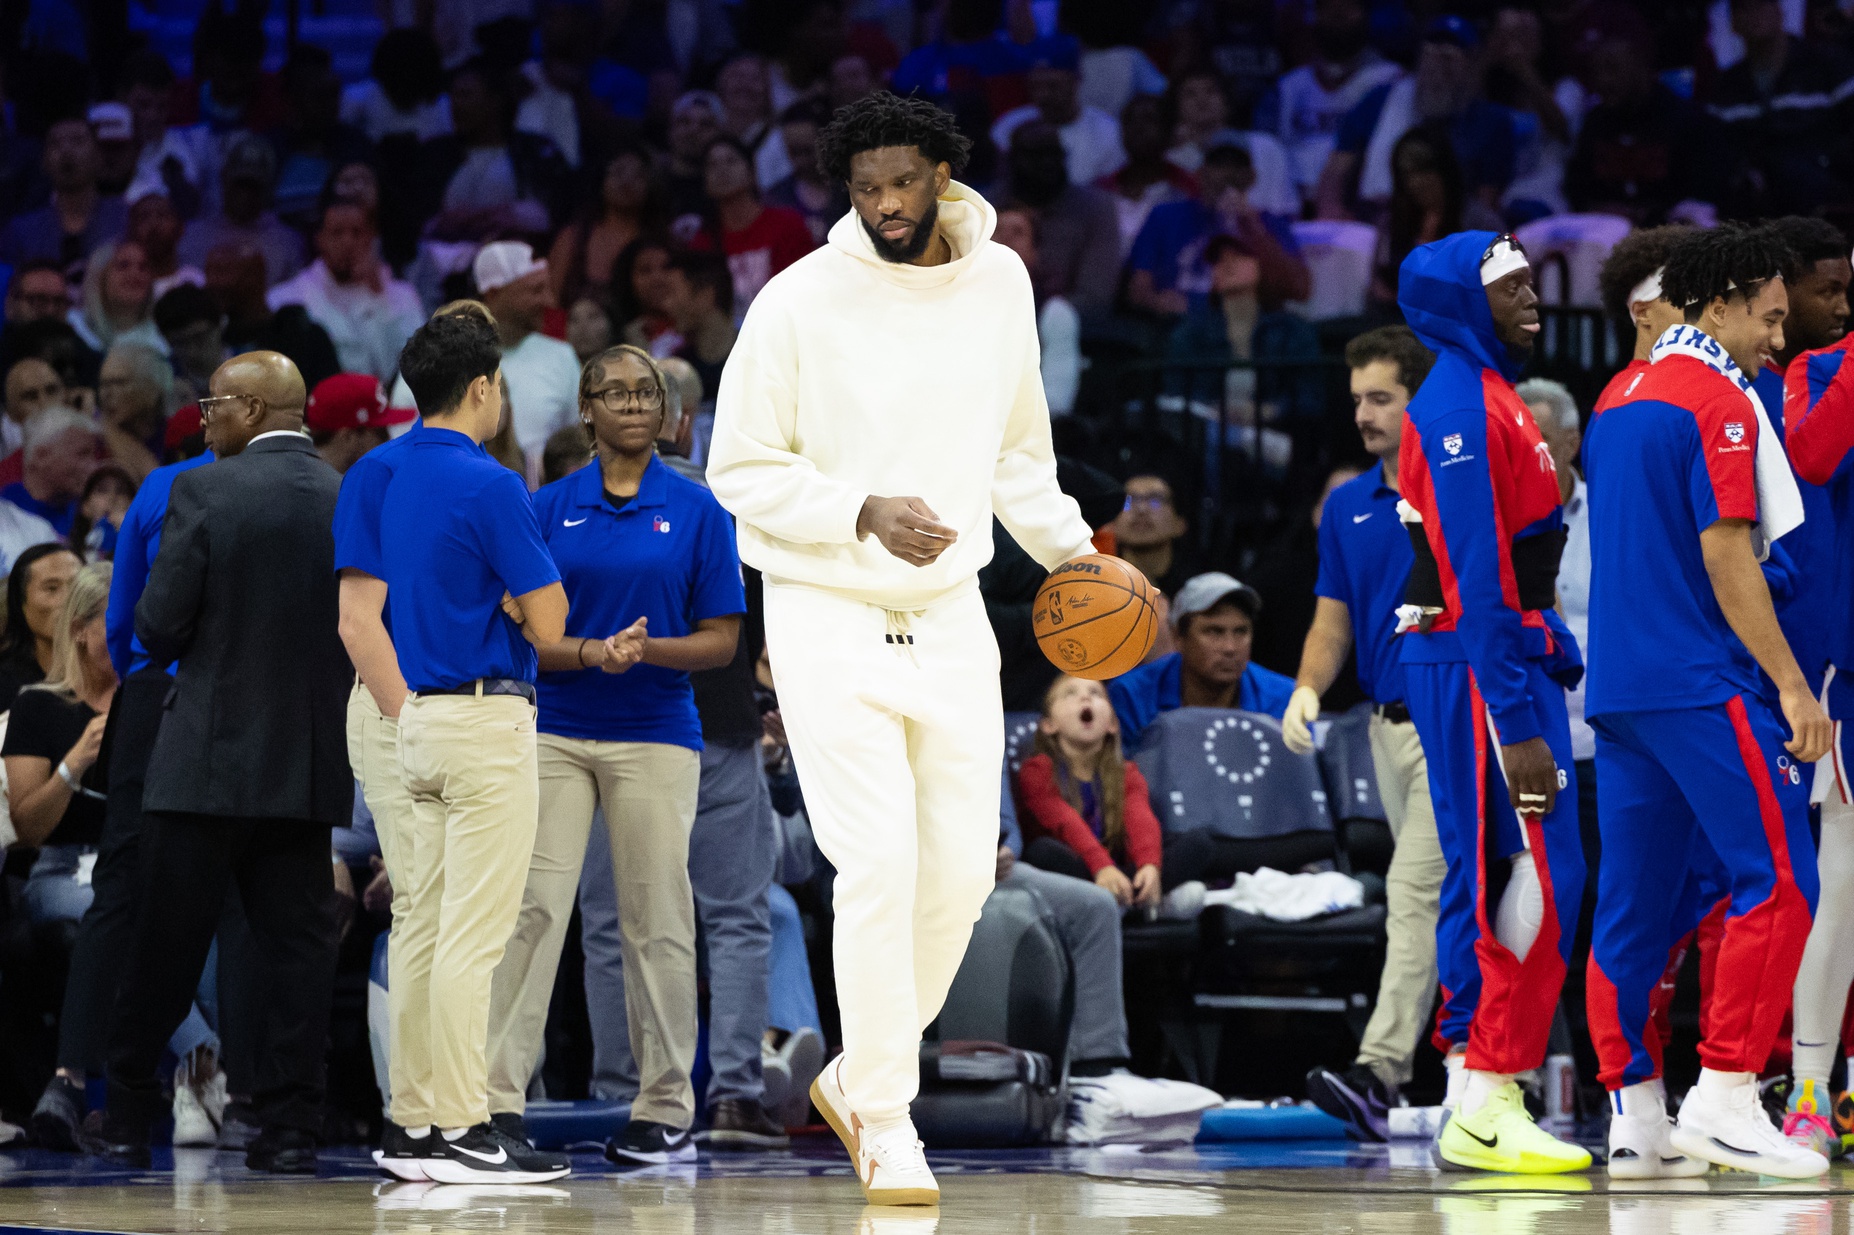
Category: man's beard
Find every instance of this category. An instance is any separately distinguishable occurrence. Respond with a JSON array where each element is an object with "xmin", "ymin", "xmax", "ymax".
[{"xmin": 863, "ymin": 196, "xmax": 940, "ymax": 264}]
